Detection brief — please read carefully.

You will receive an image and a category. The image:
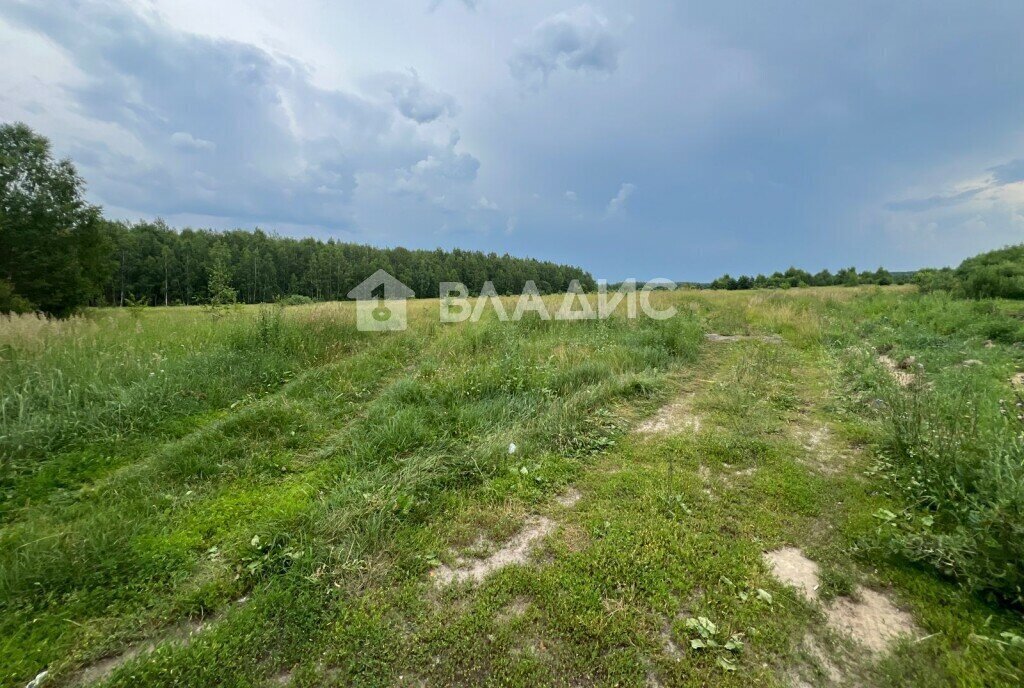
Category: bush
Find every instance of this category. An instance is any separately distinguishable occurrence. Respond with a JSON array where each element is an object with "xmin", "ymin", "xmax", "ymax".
[
  {"xmin": 913, "ymin": 267, "xmax": 957, "ymax": 294},
  {"xmin": 903, "ymin": 244, "xmax": 1024, "ymax": 300},
  {"xmin": 0, "ymin": 278, "xmax": 34, "ymax": 313},
  {"xmin": 873, "ymin": 385, "xmax": 1024, "ymax": 607},
  {"xmin": 277, "ymin": 294, "xmax": 315, "ymax": 306}
]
